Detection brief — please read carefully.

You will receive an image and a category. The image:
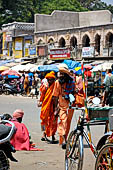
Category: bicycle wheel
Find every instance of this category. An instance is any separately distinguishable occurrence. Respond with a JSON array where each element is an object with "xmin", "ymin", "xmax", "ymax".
[
  {"xmin": 95, "ymin": 143, "xmax": 113, "ymax": 170},
  {"xmin": 65, "ymin": 130, "xmax": 83, "ymax": 170},
  {"xmin": 0, "ymin": 150, "xmax": 10, "ymax": 170}
]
